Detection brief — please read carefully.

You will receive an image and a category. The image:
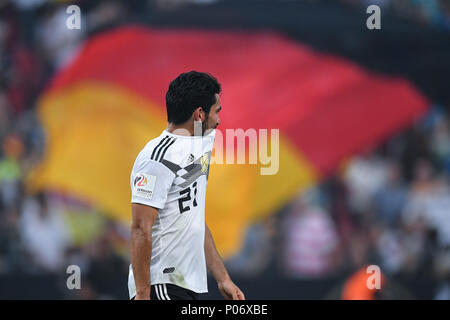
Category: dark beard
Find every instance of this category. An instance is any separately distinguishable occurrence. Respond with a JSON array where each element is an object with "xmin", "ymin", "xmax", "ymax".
[{"xmin": 202, "ymin": 122, "xmax": 218, "ymax": 136}]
